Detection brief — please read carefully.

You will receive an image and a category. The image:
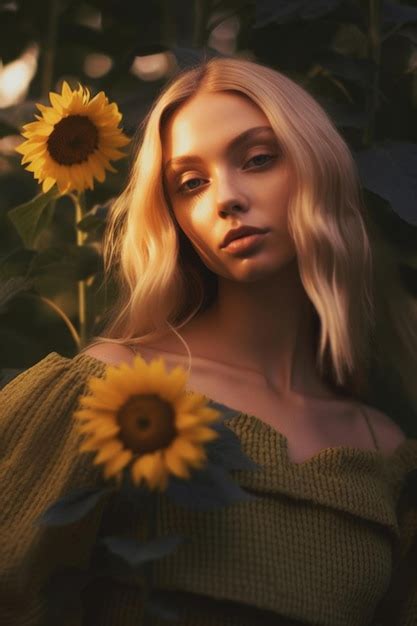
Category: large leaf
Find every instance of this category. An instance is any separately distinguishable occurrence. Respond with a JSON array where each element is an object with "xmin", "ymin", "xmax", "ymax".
[
  {"xmin": 0, "ymin": 248, "xmax": 36, "ymax": 280},
  {"xmin": 204, "ymin": 416, "xmax": 261, "ymax": 473},
  {"xmin": 382, "ymin": 0, "xmax": 417, "ymax": 26},
  {"xmin": 36, "ymin": 486, "xmax": 113, "ymax": 527},
  {"xmin": 76, "ymin": 212, "xmax": 106, "ymax": 234},
  {"xmin": 0, "ymin": 276, "xmax": 32, "ymax": 313},
  {"xmin": 7, "ymin": 187, "xmax": 60, "ymax": 250},
  {"xmin": 28, "ymin": 243, "xmax": 101, "ymax": 280},
  {"xmin": 255, "ymin": 0, "xmax": 344, "ymax": 28},
  {"xmin": 165, "ymin": 462, "xmax": 260, "ymax": 511},
  {"xmin": 316, "ymin": 50, "xmax": 373, "ymax": 87},
  {"xmin": 355, "ymin": 142, "xmax": 417, "ymax": 226},
  {"xmin": 317, "ymin": 97, "xmax": 367, "ymax": 130}
]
